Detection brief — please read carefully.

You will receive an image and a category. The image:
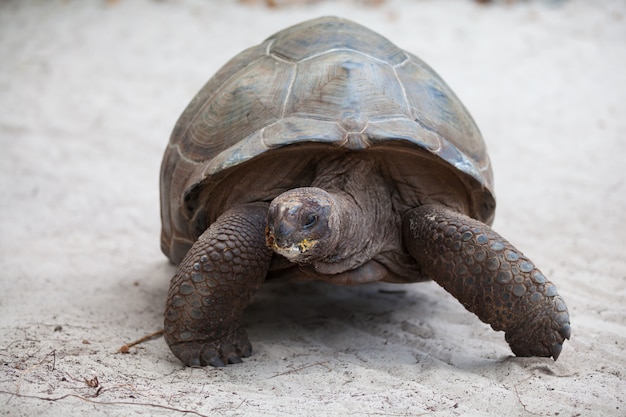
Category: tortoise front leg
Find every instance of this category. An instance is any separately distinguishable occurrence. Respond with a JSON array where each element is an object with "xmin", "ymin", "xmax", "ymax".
[
  {"xmin": 164, "ymin": 203, "xmax": 272, "ymax": 367},
  {"xmin": 402, "ymin": 204, "xmax": 570, "ymax": 360}
]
